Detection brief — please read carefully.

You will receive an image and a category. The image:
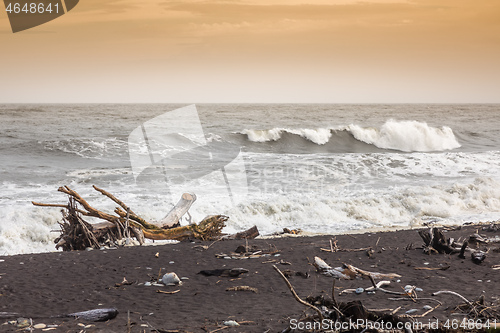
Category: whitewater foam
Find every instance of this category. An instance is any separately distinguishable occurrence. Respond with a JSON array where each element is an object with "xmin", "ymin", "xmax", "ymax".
[
  {"xmin": 348, "ymin": 120, "xmax": 461, "ymax": 152},
  {"xmin": 240, "ymin": 119, "xmax": 461, "ymax": 153}
]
